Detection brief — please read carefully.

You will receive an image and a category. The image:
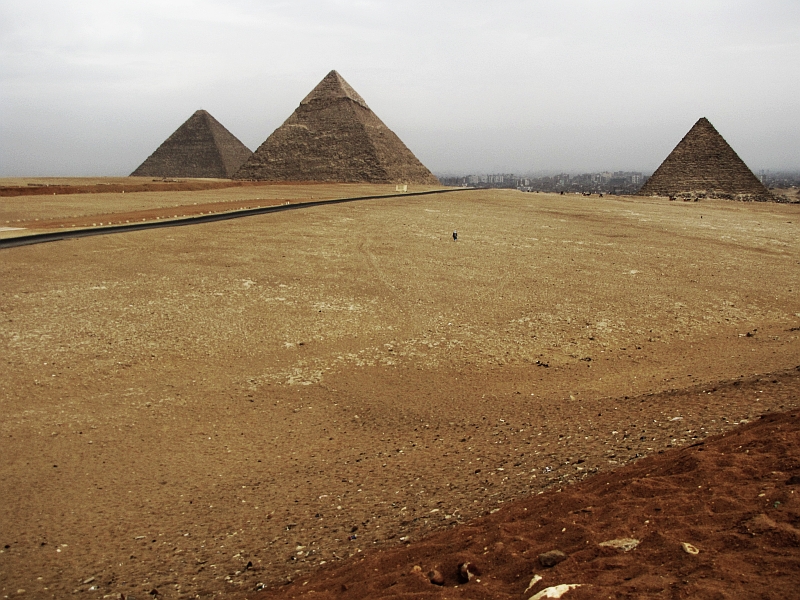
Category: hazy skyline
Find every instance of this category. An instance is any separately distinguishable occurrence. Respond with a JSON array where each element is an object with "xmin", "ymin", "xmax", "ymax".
[{"xmin": 1, "ymin": 0, "xmax": 798, "ymax": 177}]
